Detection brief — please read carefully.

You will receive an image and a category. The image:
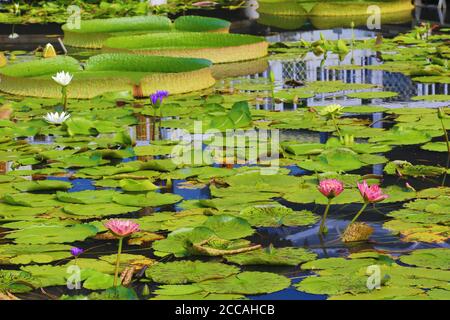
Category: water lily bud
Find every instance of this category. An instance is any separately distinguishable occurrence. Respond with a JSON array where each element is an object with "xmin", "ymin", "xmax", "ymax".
[
  {"xmin": 0, "ymin": 52, "xmax": 7, "ymax": 67},
  {"xmin": 343, "ymin": 134, "xmax": 354, "ymax": 146},
  {"xmin": 166, "ymin": 178, "xmax": 172, "ymax": 189},
  {"xmin": 141, "ymin": 284, "xmax": 150, "ymax": 296},
  {"xmin": 269, "ymin": 71, "xmax": 275, "ymax": 83},
  {"xmin": 43, "ymin": 43, "xmax": 57, "ymax": 58},
  {"xmin": 350, "ymin": 21, "xmax": 355, "ymax": 29},
  {"xmin": 437, "ymin": 107, "xmax": 446, "ymax": 119}
]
